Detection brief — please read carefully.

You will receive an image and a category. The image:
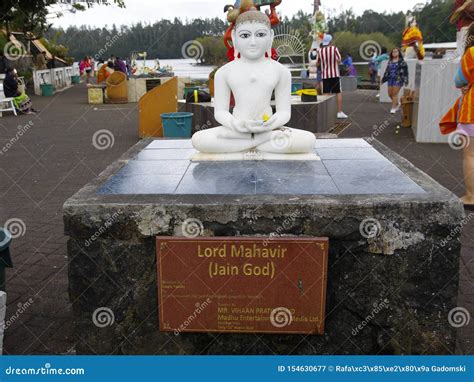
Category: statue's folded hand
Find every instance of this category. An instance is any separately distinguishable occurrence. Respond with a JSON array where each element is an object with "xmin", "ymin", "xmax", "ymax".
[
  {"xmin": 245, "ymin": 120, "xmax": 268, "ymax": 134},
  {"xmin": 262, "ymin": 114, "xmax": 283, "ymax": 131},
  {"xmin": 230, "ymin": 118, "xmax": 251, "ymax": 133}
]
